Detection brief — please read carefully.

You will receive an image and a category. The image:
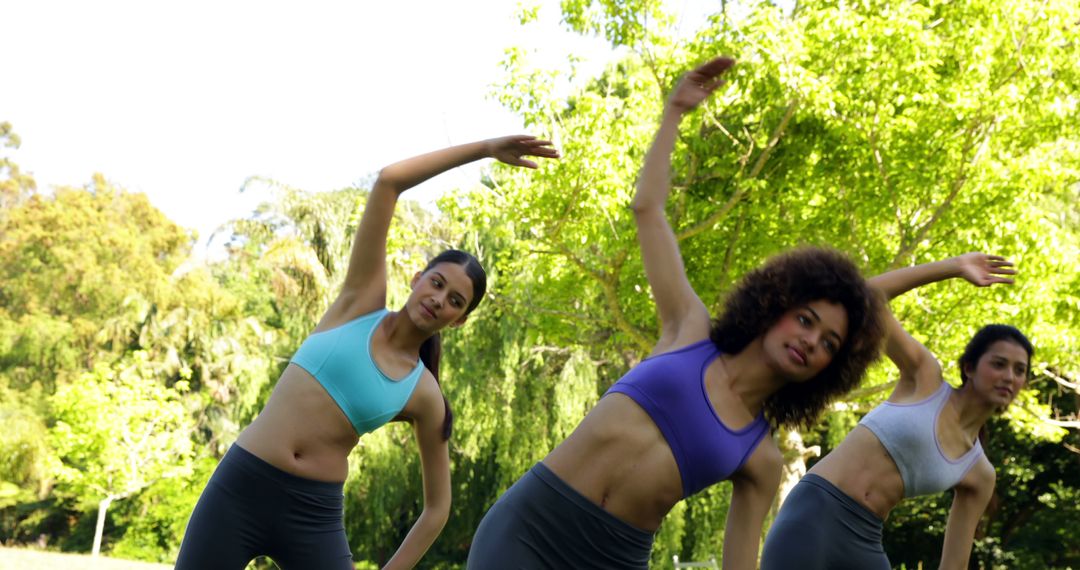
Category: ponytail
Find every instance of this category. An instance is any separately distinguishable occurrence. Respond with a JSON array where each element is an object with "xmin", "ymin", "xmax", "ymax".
[
  {"xmin": 410, "ymin": 248, "xmax": 486, "ymax": 442},
  {"xmin": 419, "ymin": 333, "xmax": 453, "ymax": 441}
]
